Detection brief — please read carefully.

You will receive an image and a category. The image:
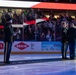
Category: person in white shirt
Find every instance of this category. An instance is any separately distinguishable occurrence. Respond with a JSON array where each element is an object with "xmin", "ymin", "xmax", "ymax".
[{"xmin": 46, "ymin": 30, "xmax": 52, "ymax": 41}]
